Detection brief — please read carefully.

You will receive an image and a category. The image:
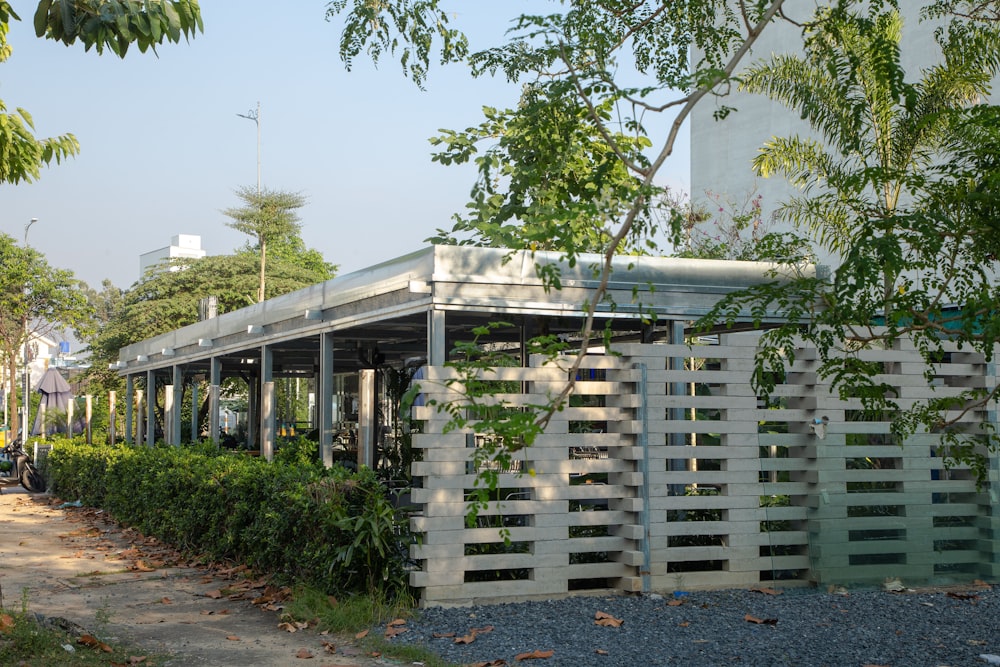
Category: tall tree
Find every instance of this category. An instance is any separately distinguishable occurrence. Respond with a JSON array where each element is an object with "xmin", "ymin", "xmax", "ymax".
[
  {"xmin": 0, "ymin": 234, "xmax": 91, "ymax": 438},
  {"xmin": 700, "ymin": 3, "xmax": 1000, "ymax": 476},
  {"xmin": 0, "ymin": 1, "xmax": 201, "ymax": 185},
  {"xmin": 743, "ymin": 4, "xmax": 999, "ymax": 307},
  {"xmin": 329, "ymin": 2, "xmax": 791, "ymax": 276},
  {"xmin": 222, "ymin": 186, "xmax": 307, "ymax": 303},
  {"xmin": 324, "ymin": 1, "xmax": 794, "ymax": 488},
  {"xmin": 327, "ymin": 1, "xmax": 1000, "ymax": 489}
]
